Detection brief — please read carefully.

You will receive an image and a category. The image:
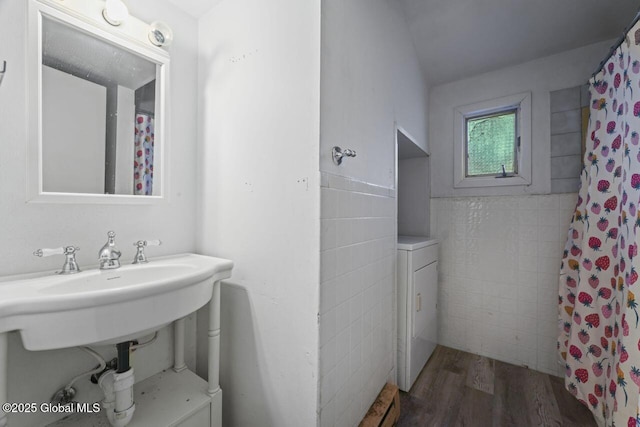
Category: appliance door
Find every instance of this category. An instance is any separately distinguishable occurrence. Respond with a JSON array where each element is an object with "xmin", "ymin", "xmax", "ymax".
[{"xmin": 410, "ymin": 261, "xmax": 438, "ymax": 386}]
